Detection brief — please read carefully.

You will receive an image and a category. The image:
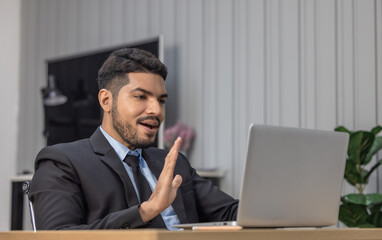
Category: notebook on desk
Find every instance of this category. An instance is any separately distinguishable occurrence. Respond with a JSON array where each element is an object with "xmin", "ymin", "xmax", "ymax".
[{"xmin": 173, "ymin": 124, "xmax": 349, "ymax": 229}]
